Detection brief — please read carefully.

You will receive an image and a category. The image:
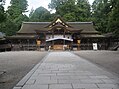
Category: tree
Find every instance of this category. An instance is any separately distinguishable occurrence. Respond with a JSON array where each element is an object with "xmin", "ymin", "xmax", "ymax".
[
  {"xmin": 29, "ymin": 7, "xmax": 51, "ymax": 22},
  {"xmin": 0, "ymin": 0, "xmax": 6, "ymax": 23},
  {"xmin": 7, "ymin": 0, "xmax": 28, "ymax": 20},
  {"xmin": 48, "ymin": 0, "xmax": 67, "ymax": 14},
  {"xmin": 107, "ymin": 0, "xmax": 119, "ymax": 36},
  {"xmin": 76, "ymin": 0, "xmax": 91, "ymax": 21},
  {"xmin": 49, "ymin": 0, "xmax": 91, "ymax": 21},
  {"xmin": 14, "ymin": 14, "xmax": 29, "ymax": 31},
  {"xmin": 0, "ymin": 18, "xmax": 17, "ymax": 35},
  {"xmin": 0, "ymin": 14, "xmax": 29, "ymax": 36},
  {"xmin": 29, "ymin": 7, "xmax": 34, "ymax": 18},
  {"xmin": 92, "ymin": 0, "xmax": 111, "ymax": 33},
  {"xmin": 1, "ymin": 0, "xmax": 29, "ymax": 36},
  {"xmin": 58, "ymin": 0, "xmax": 77, "ymax": 21}
]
